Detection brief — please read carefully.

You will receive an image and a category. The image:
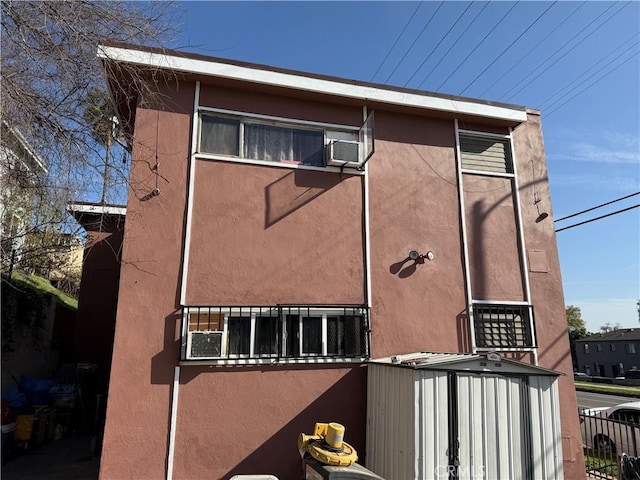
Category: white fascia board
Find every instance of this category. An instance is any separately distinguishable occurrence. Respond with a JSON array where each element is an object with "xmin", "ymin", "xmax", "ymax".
[
  {"xmin": 98, "ymin": 45, "xmax": 528, "ymax": 123},
  {"xmin": 67, "ymin": 203, "xmax": 126, "ymax": 216}
]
